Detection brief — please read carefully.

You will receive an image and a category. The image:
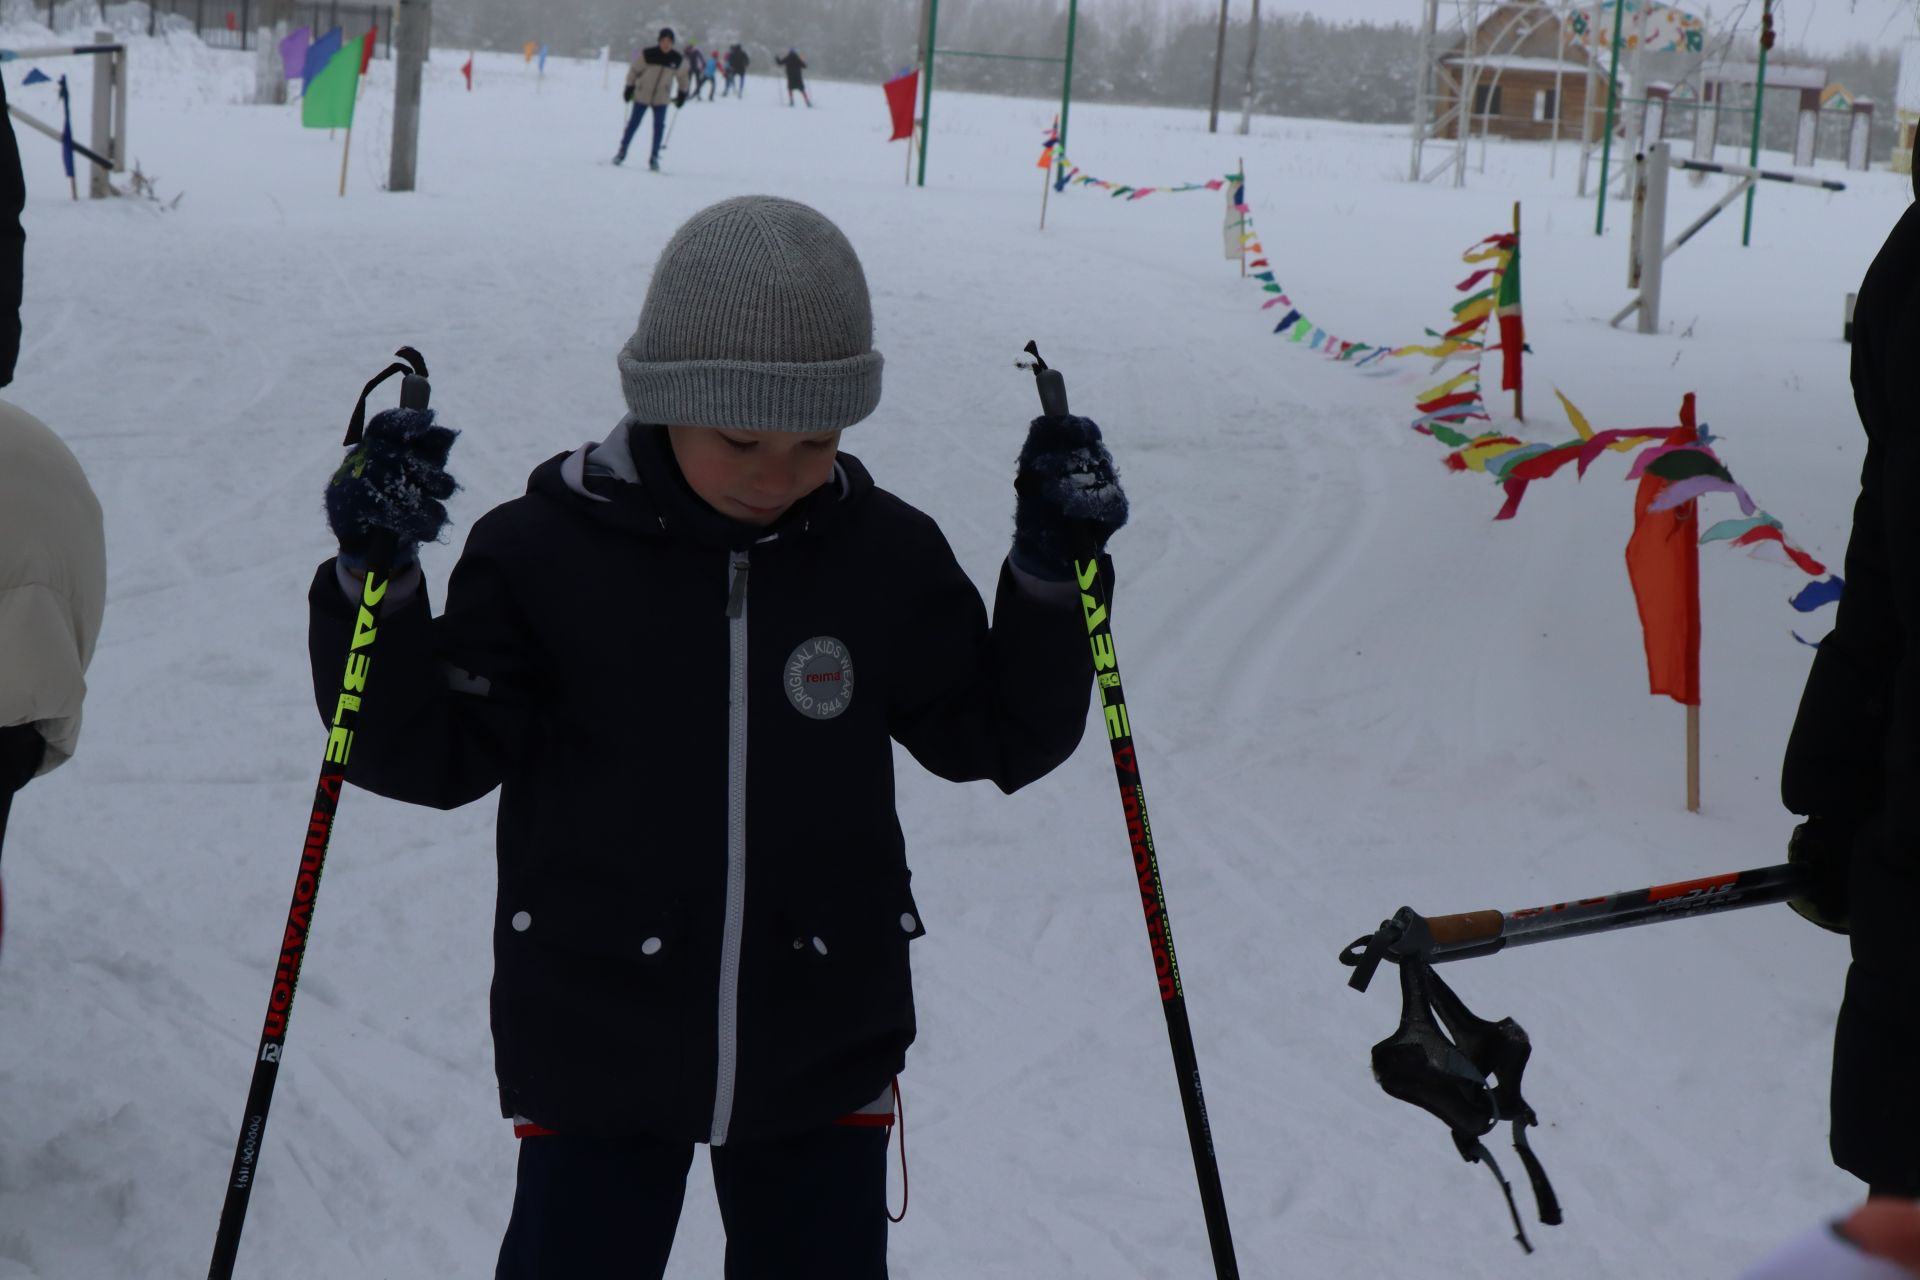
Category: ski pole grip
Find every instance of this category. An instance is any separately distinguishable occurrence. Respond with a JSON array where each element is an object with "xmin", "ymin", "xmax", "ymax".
[
  {"xmin": 1427, "ymin": 909, "xmax": 1505, "ymax": 950},
  {"xmin": 400, "ymin": 372, "xmax": 430, "ymax": 411},
  {"xmin": 1022, "ymin": 339, "xmax": 1070, "ymax": 418}
]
